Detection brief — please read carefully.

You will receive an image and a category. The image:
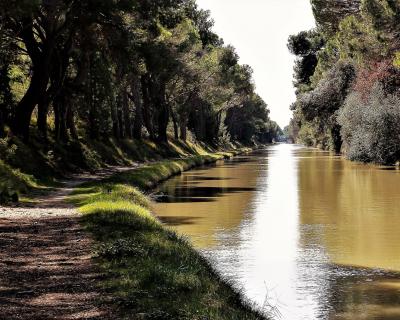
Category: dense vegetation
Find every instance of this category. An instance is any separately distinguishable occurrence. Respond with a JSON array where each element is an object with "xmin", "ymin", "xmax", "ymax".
[
  {"xmin": 288, "ymin": 0, "xmax": 400, "ymax": 164},
  {"xmin": 0, "ymin": 0, "xmax": 279, "ymax": 149}
]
